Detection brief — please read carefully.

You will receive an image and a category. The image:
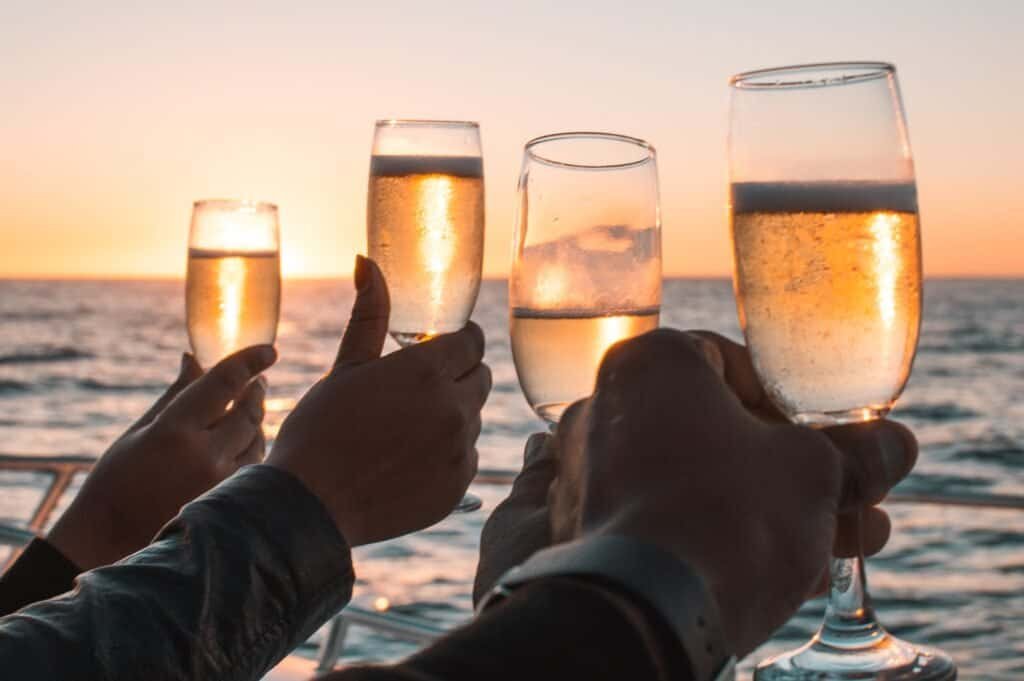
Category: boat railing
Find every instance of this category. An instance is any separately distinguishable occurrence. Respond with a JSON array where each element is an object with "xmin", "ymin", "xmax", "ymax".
[{"xmin": 2, "ymin": 455, "xmax": 1023, "ymax": 674}]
